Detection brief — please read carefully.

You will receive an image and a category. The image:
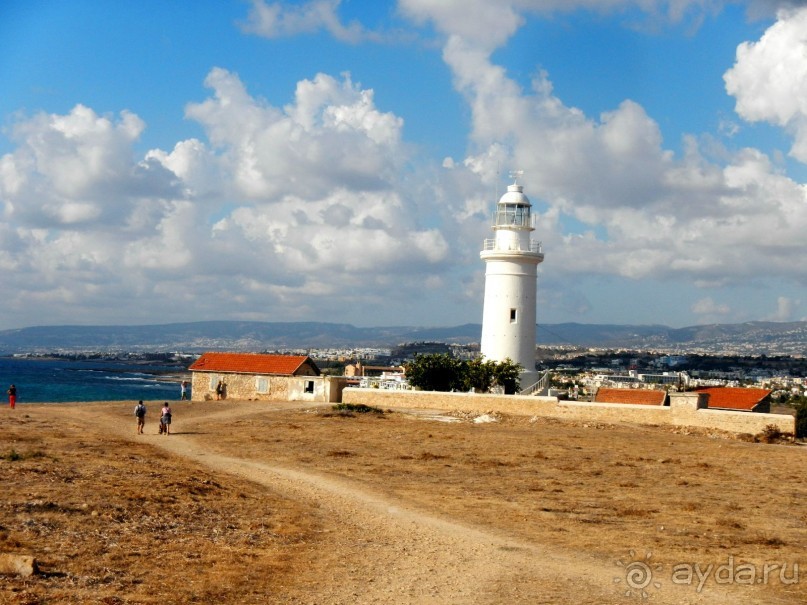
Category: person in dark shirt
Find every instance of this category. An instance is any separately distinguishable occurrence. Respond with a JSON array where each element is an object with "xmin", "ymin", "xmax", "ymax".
[{"xmin": 134, "ymin": 400, "xmax": 146, "ymax": 434}]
